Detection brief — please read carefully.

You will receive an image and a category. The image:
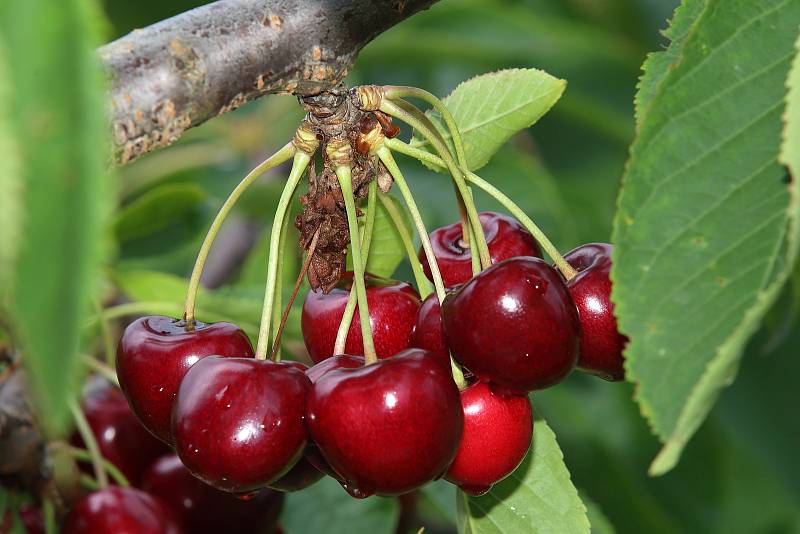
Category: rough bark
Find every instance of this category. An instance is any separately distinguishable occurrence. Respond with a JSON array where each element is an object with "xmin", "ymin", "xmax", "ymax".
[{"xmin": 101, "ymin": 0, "xmax": 439, "ymax": 165}]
